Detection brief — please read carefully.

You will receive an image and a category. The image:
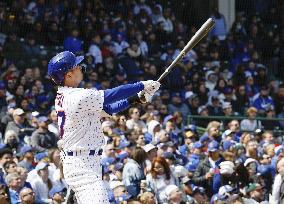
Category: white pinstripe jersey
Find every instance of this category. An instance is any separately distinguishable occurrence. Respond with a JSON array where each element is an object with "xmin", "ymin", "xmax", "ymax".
[{"xmin": 55, "ymin": 86, "xmax": 105, "ymax": 151}]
